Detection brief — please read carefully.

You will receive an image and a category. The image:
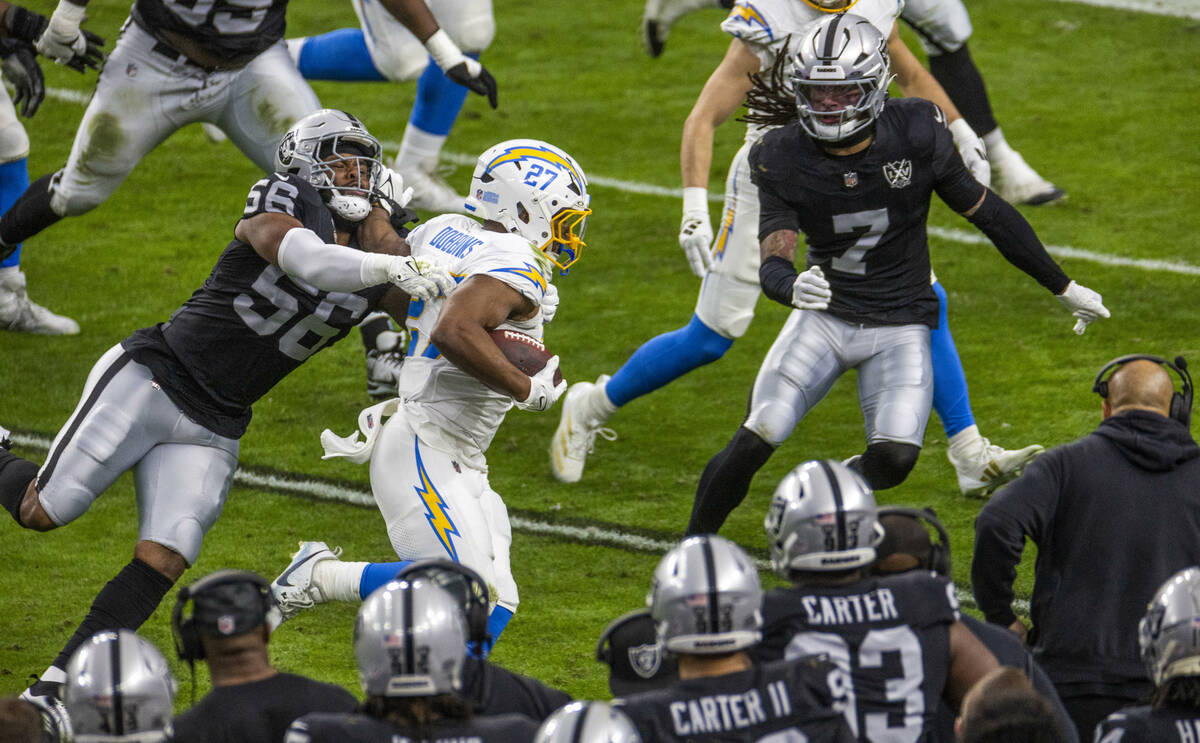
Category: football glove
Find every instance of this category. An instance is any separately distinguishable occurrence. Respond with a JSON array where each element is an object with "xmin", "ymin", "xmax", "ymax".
[
  {"xmin": 540, "ymin": 283, "xmax": 560, "ymax": 324},
  {"xmin": 1056, "ymin": 280, "xmax": 1109, "ymax": 335},
  {"xmin": 387, "ymin": 256, "xmax": 455, "ymax": 302},
  {"xmin": 424, "ymin": 29, "xmax": 498, "ymax": 109},
  {"xmin": 0, "ymin": 39, "xmax": 44, "ymax": 118},
  {"xmin": 375, "ymin": 166, "xmax": 414, "ymax": 210},
  {"xmin": 679, "ymin": 187, "xmax": 714, "ymax": 277},
  {"xmin": 791, "ymin": 265, "xmax": 831, "ymax": 311},
  {"xmin": 949, "ymin": 118, "xmax": 990, "ymax": 188},
  {"xmin": 515, "ymin": 356, "xmax": 567, "ymax": 412},
  {"xmin": 34, "ymin": 1, "xmax": 104, "ymax": 73}
]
